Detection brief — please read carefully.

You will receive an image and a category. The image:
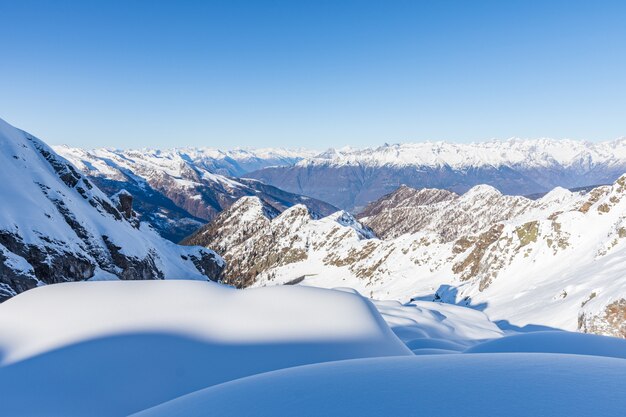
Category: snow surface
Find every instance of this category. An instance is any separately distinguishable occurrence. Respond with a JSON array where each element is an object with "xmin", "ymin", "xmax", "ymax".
[
  {"xmin": 133, "ymin": 354, "xmax": 626, "ymax": 417},
  {"xmin": 1, "ymin": 280, "xmax": 624, "ymax": 416},
  {"xmin": 0, "ymin": 281, "xmax": 410, "ymax": 416},
  {"xmin": 465, "ymin": 331, "xmax": 626, "ymax": 359},
  {"xmin": 372, "ymin": 299, "xmax": 504, "ymax": 352}
]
